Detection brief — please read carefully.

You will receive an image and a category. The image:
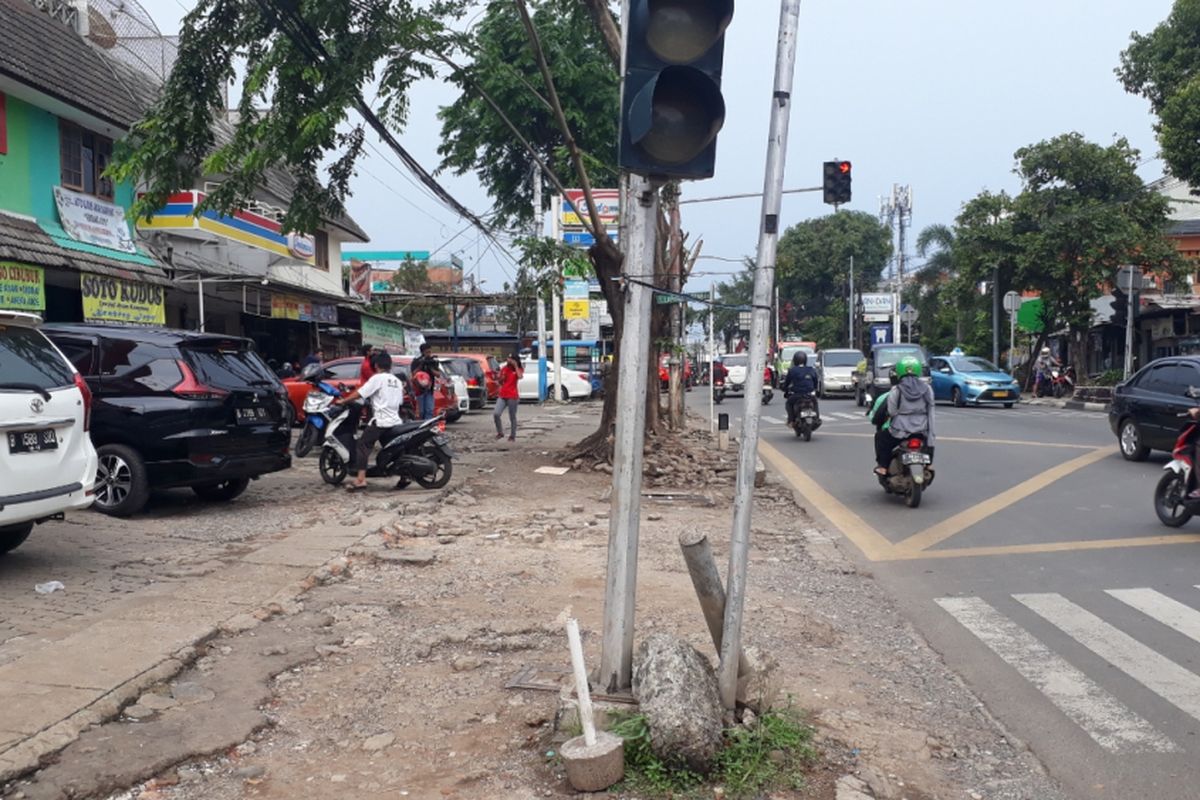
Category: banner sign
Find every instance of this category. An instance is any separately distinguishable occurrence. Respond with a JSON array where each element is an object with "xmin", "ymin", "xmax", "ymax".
[
  {"xmin": 348, "ymin": 261, "xmax": 372, "ymax": 302},
  {"xmin": 54, "ymin": 187, "xmax": 137, "ymax": 254},
  {"xmin": 562, "ymin": 230, "xmax": 618, "ymax": 248},
  {"xmin": 361, "ymin": 316, "xmax": 407, "ymax": 349},
  {"xmin": 270, "ymin": 295, "xmax": 337, "ymax": 323},
  {"xmin": 861, "ymin": 293, "xmax": 895, "ymax": 314},
  {"xmin": 0, "ymin": 262, "xmax": 45, "ymax": 311},
  {"xmin": 81, "ymin": 273, "xmax": 164, "ymax": 325},
  {"xmin": 564, "ymin": 299, "xmax": 590, "ymax": 320},
  {"xmin": 560, "ymin": 188, "xmax": 619, "ymax": 228},
  {"xmin": 271, "ymin": 295, "xmax": 301, "ymax": 320}
]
